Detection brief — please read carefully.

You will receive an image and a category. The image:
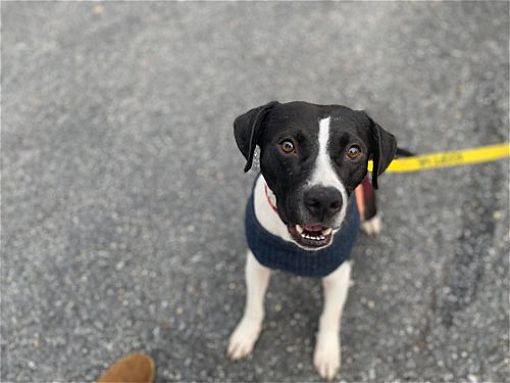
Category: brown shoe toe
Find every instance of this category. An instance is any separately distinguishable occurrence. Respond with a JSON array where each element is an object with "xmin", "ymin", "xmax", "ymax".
[{"xmin": 97, "ymin": 353, "xmax": 155, "ymax": 383}]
